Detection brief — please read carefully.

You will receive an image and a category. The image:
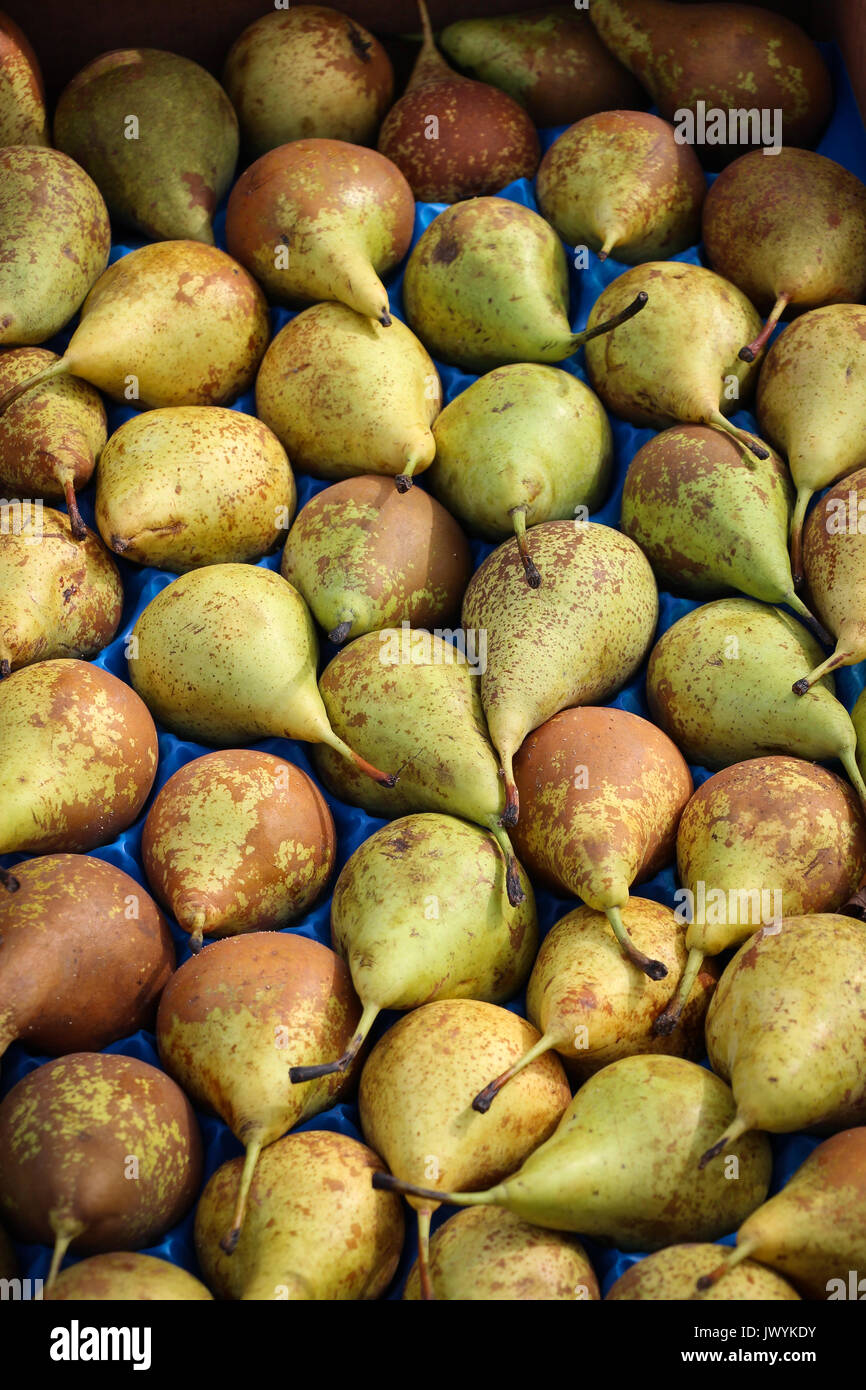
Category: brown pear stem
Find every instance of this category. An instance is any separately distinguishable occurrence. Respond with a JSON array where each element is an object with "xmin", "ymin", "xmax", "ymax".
[
  {"xmin": 652, "ymin": 946, "xmax": 705, "ymax": 1036},
  {"xmin": 324, "ymin": 731, "xmax": 397, "ymax": 787},
  {"xmin": 0, "ymin": 654, "xmax": 10, "ymax": 679},
  {"xmin": 498, "ymin": 747, "xmax": 519, "ymax": 828},
  {"xmin": 220, "ymin": 1135, "xmax": 264, "ymax": 1255},
  {"xmin": 790, "ymin": 486, "xmax": 812, "ymax": 588},
  {"xmin": 606, "ymin": 905, "xmax": 667, "ymax": 980},
  {"xmin": 395, "ymin": 461, "xmax": 417, "ymax": 494},
  {"xmin": 0, "ymin": 867, "xmax": 19, "ymax": 891},
  {"xmin": 840, "ymin": 886, "xmax": 866, "ymax": 921},
  {"xmin": 328, "ymin": 619, "xmax": 353, "ymax": 645},
  {"xmin": 0, "ymin": 357, "xmax": 71, "ymax": 413},
  {"xmin": 571, "ymin": 291, "xmax": 648, "ymax": 352},
  {"xmin": 698, "ymin": 1114, "xmax": 750, "ymax": 1169},
  {"xmin": 289, "ymin": 1002, "xmax": 379, "ymax": 1084},
  {"xmin": 509, "ymin": 506, "xmax": 541, "ymax": 589},
  {"xmin": 784, "ymin": 592, "xmax": 832, "ymax": 651},
  {"xmin": 417, "ymin": 1207, "xmax": 435, "ymax": 1301},
  {"xmin": 707, "ymin": 410, "xmax": 769, "ymax": 462},
  {"xmin": 185, "ymin": 911, "xmax": 208, "ymax": 954},
  {"xmin": 792, "ymin": 646, "xmax": 852, "ymax": 696},
  {"xmin": 62, "ymin": 474, "xmax": 87, "ymax": 541},
  {"xmin": 489, "ymin": 821, "xmax": 524, "ymax": 906},
  {"xmin": 372, "ymin": 1170, "xmax": 503, "ymax": 1208},
  {"xmin": 695, "ymin": 1237, "xmax": 759, "ymax": 1292},
  {"xmin": 739, "ymin": 294, "xmax": 790, "ymax": 363},
  {"xmin": 380, "ymin": 310, "xmax": 392, "ymax": 327},
  {"xmin": 472, "ymin": 1034, "xmax": 557, "ymax": 1113}
]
